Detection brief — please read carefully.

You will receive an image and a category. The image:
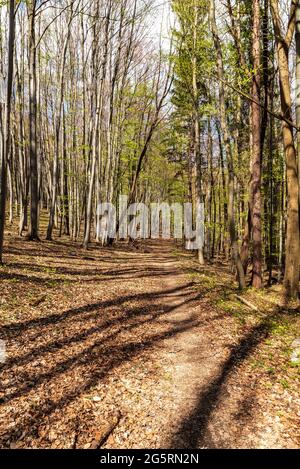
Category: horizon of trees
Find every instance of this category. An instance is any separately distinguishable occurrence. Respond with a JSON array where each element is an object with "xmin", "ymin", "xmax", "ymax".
[{"xmin": 0, "ymin": 0, "xmax": 299, "ymax": 299}]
